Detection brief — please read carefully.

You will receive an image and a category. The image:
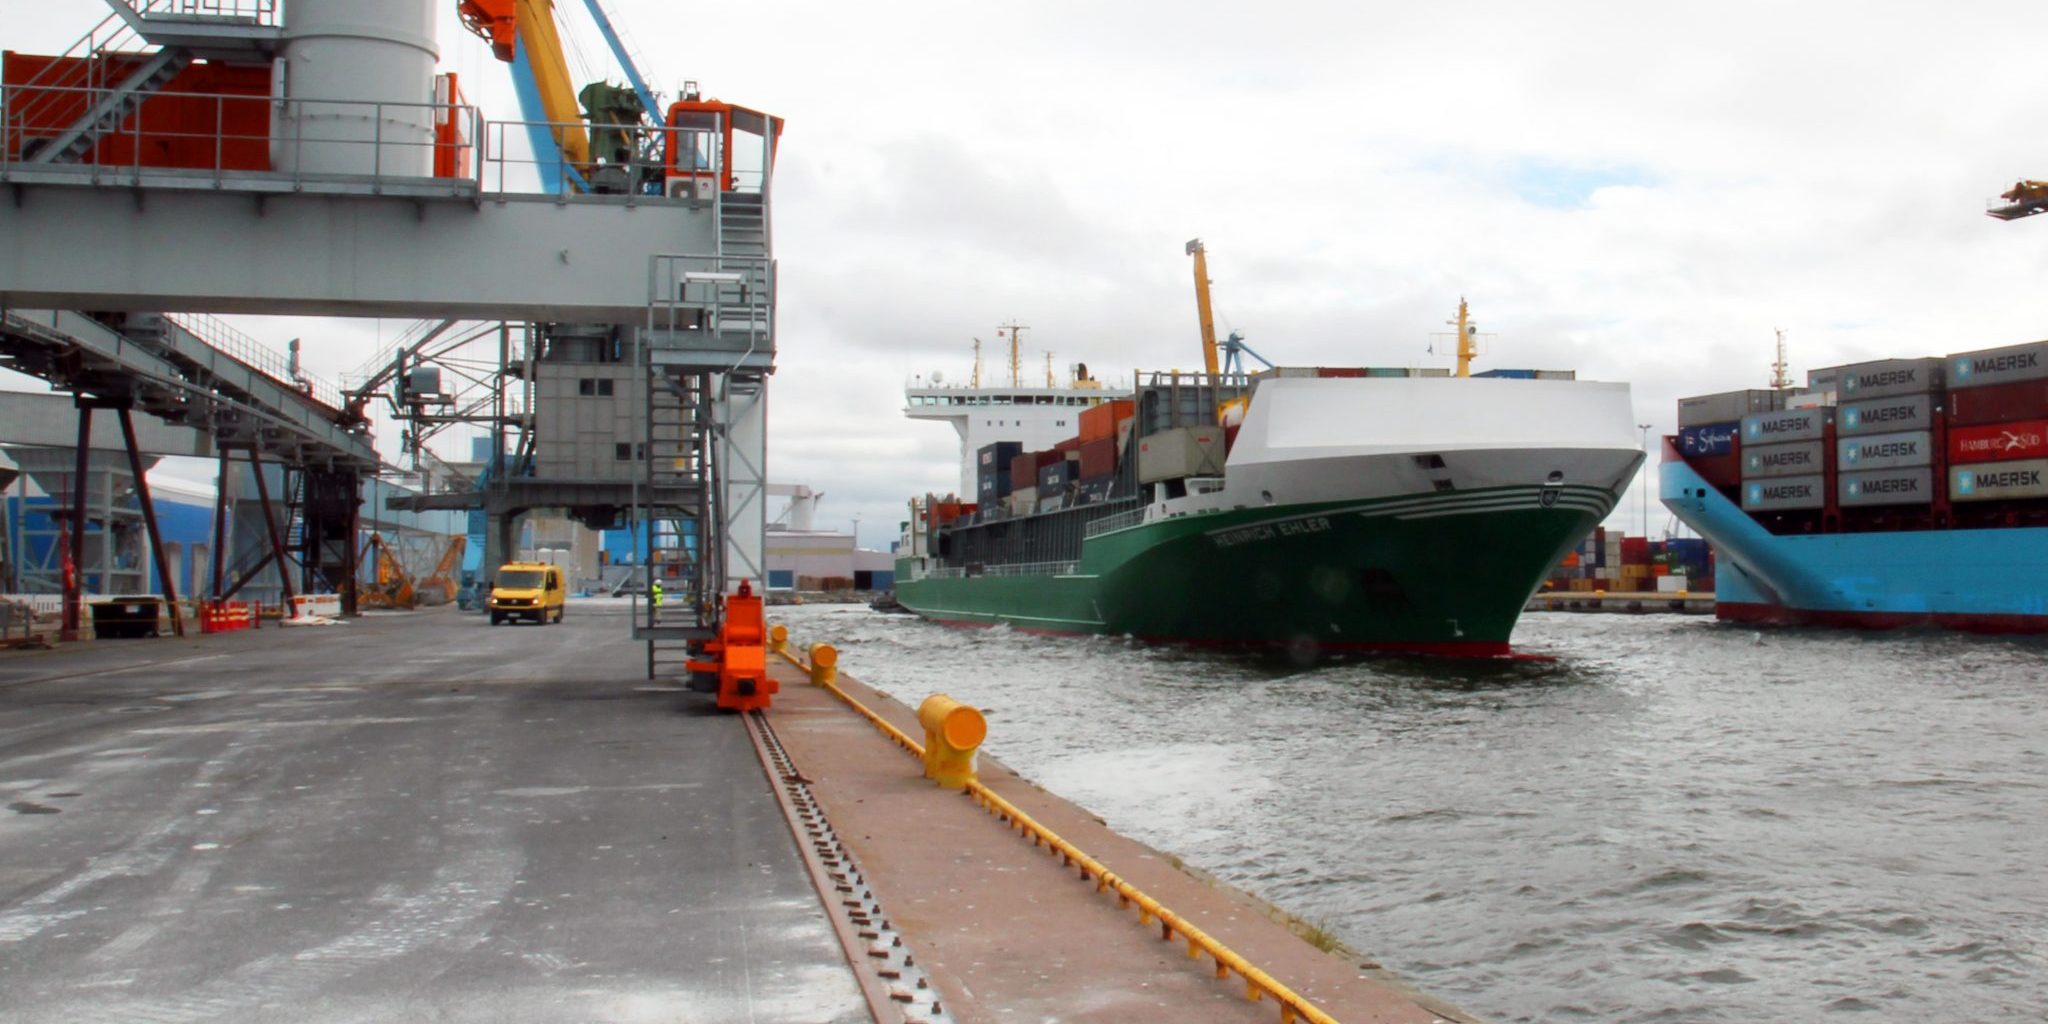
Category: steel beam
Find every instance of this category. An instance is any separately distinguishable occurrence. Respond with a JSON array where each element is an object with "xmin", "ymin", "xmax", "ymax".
[
  {"xmin": 247, "ymin": 450, "xmax": 296, "ymax": 606},
  {"xmin": 117, "ymin": 405, "xmax": 184, "ymax": 637},
  {"xmin": 61, "ymin": 407, "xmax": 90, "ymax": 642},
  {"xmin": 211, "ymin": 448, "xmax": 231, "ymax": 598},
  {"xmin": 0, "ymin": 188, "xmax": 717, "ymax": 323}
]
